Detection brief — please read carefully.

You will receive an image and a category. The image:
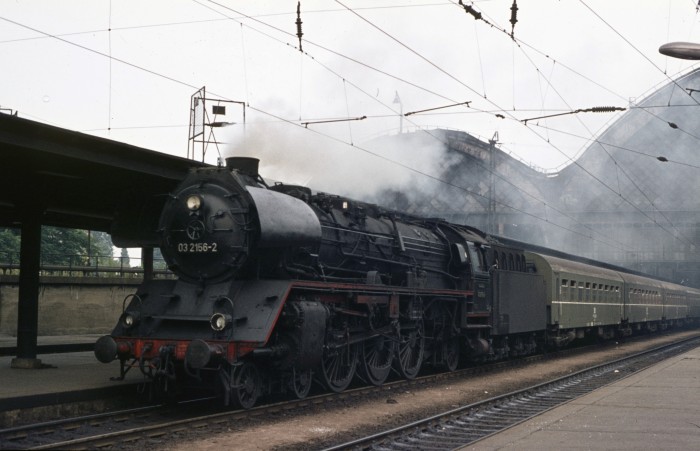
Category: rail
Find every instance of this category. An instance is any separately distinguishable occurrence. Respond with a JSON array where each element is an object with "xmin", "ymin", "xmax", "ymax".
[
  {"xmin": 3, "ymin": 332, "xmax": 696, "ymax": 450},
  {"xmin": 0, "ymin": 252, "xmax": 173, "ymax": 279},
  {"xmin": 324, "ymin": 335, "xmax": 700, "ymax": 450}
]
